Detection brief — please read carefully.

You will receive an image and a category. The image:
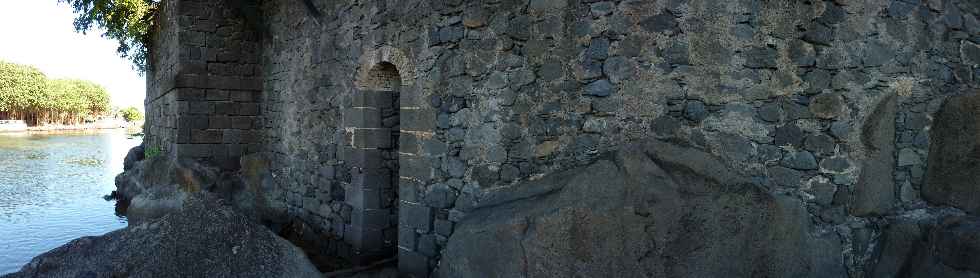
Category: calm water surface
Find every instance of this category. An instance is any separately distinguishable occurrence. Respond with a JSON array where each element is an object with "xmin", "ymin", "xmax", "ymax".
[{"xmin": 0, "ymin": 131, "xmax": 139, "ymax": 274}]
